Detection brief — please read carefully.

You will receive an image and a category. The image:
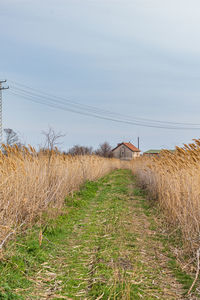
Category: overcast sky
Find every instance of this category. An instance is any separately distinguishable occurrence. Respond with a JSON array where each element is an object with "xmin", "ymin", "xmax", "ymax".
[{"xmin": 1, "ymin": 0, "xmax": 200, "ymax": 151}]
